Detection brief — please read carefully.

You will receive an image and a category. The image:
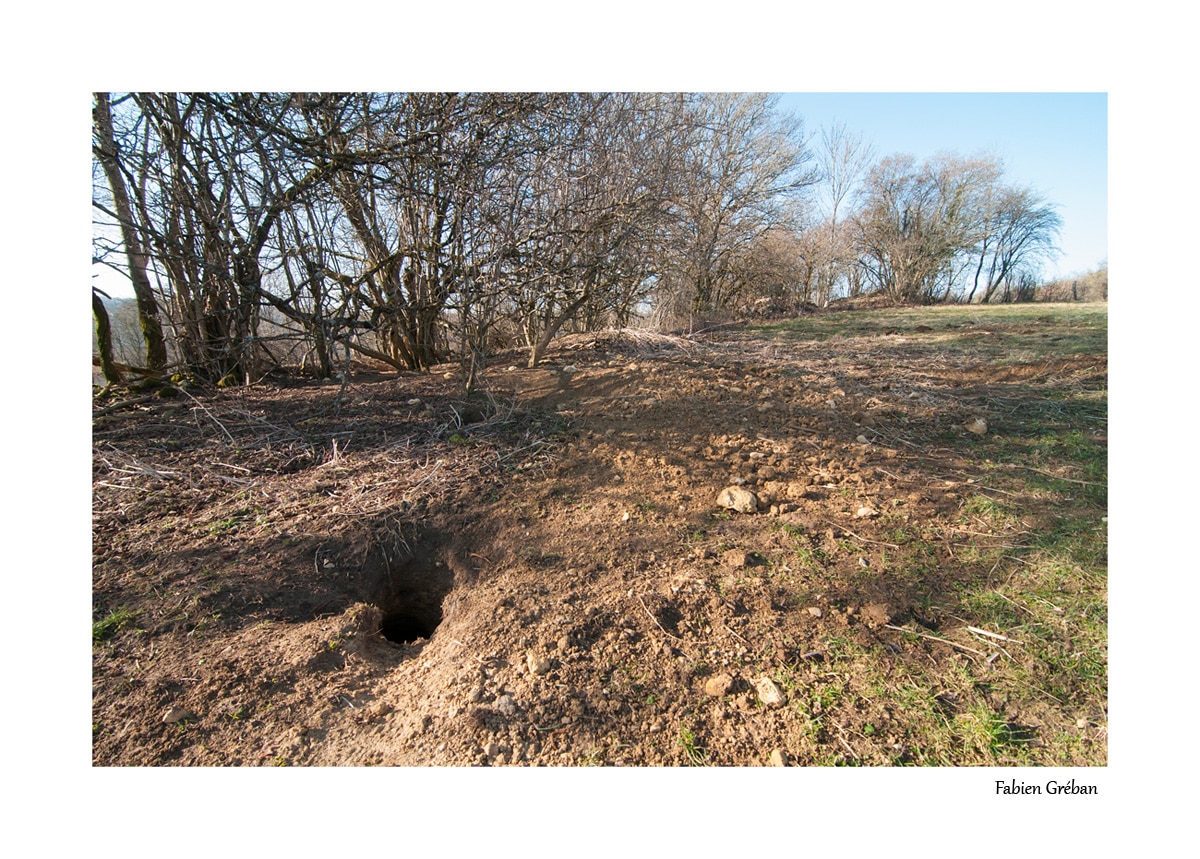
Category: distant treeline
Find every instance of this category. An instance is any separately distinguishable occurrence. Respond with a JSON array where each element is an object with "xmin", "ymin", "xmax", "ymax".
[{"xmin": 93, "ymin": 92, "xmax": 1076, "ymax": 389}]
